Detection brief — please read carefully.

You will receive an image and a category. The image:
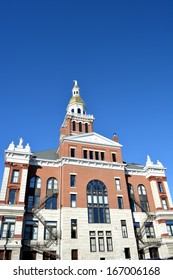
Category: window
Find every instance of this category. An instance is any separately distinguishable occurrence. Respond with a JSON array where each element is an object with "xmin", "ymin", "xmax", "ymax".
[
  {"xmin": 8, "ymin": 189, "xmax": 17, "ymax": 204},
  {"xmin": 24, "ymin": 221, "xmax": 38, "ymax": 240},
  {"xmin": 46, "ymin": 178, "xmax": 58, "ymax": 209},
  {"xmin": 138, "ymin": 184, "xmax": 150, "ymax": 212},
  {"xmin": 115, "ymin": 178, "xmax": 121, "ymax": 191},
  {"xmin": 100, "ymin": 152, "xmax": 105, "ymax": 161},
  {"xmin": 70, "ymin": 194, "xmax": 76, "ymax": 207},
  {"xmin": 45, "ymin": 196, "xmax": 57, "ymax": 209},
  {"xmin": 87, "ymin": 180, "xmax": 110, "ymax": 223},
  {"xmin": 85, "ymin": 123, "xmax": 88, "ymax": 133},
  {"xmin": 11, "ymin": 170, "xmax": 19, "ymax": 183},
  {"xmin": 118, "ymin": 196, "xmax": 124, "ymax": 209},
  {"xmin": 127, "ymin": 184, "xmax": 137, "ymax": 212},
  {"xmin": 77, "ymin": 108, "xmax": 81, "ymax": 114},
  {"xmin": 89, "ymin": 150, "xmax": 93, "ymax": 159},
  {"xmin": 72, "ymin": 121, "xmax": 76, "ymax": 131},
  {"xmin": 70, "ymin": 174, "xmax": 76, "ymax": 187},
  {"xmin": 27, "ymin": 195, "xmax": 34, "ymax": 209},
  {"xmin": 47, "ymin": 178, "xmax": 58, "ymax": 190},
  {"xmin": 162, "ymin": 198, "xmax": 168, "ymax": 210},
  {"xmin": 43, "ymin": 252, "xmax": 56, "ymax": 260},
  {"xmin": 71, "ymin": 148, "xmax": 75, "ymax": 157},
  {"xmin": 83, "ymin": 150, "xmax": 87, "ymax": 159},
  {"xmin": 30, "ymin": 176, "xmax": 41, "ymax": 189},
  {"xmin": 1, "ymin": 217, "xmax": 15, "ymax": 238},
  {"xmin": 71, "ymin": 219, "xmax": 77, "ymax": 238},
  {"xmin": 145, "ymin": 222, "xmax": 155, "ymax": 238},
  {"xmin": 79, "ymin": 122, "xmax": 82, "ymax": 132},
  {"xmin": 124, "ymin": 248, "xmax": 131, "ymax": 259},
  {"xmin": 71, "ymin": 249, "xmax": 78, "ymax": 260},
  {"xmin": 44, "ymin": 222, "xmax": 57, "ymax": 240},
  {"xmin": 121, "ymin": 220, "xmax": 128, "ymax": 238},
  {"xmin": 158, "ymin": 182, "xmax": 164, "ymax": 193},
  {"xmin": 0, "ymin": 250, "xmax": 12, "ymax": 260},
  {"xmin": 112, "ymin": 153, "xmax": 116, "ymax": 162},
  {"xmin": 166, "ymin": 220, "xmax": 173, "ymax": 236},
  {"xmin": 98, "ymin": 237, "xmax": 105, "ymax": 252},
  {"xmin": 106, "ymin": 231, "xmax": 113, "ymax": 251},
  {"xmin": 89, "ymin": 231, "xmax": 96, "ymax": 252},
  {"xmin": 95, "ymin": 151, "xmax": 99, "ymax": 160}
]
